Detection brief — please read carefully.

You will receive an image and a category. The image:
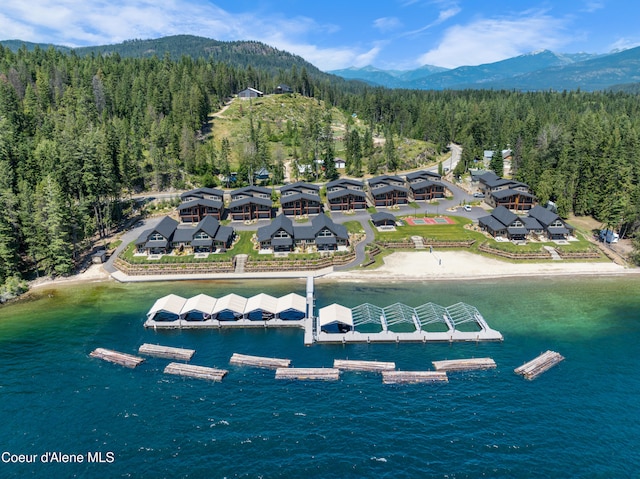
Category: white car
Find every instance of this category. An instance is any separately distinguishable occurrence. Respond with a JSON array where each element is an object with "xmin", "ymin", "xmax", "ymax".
[{"xmin": 463, "ymin": 205, "xmax": 472, "ymax": 212}]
